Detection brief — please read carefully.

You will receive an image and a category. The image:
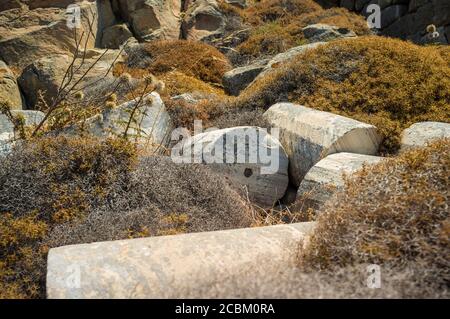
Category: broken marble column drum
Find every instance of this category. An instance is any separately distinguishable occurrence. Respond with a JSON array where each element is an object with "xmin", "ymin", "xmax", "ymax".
[{"xmin": 171, "ymin": 125, "xmax": 289, "ymax": 207}]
